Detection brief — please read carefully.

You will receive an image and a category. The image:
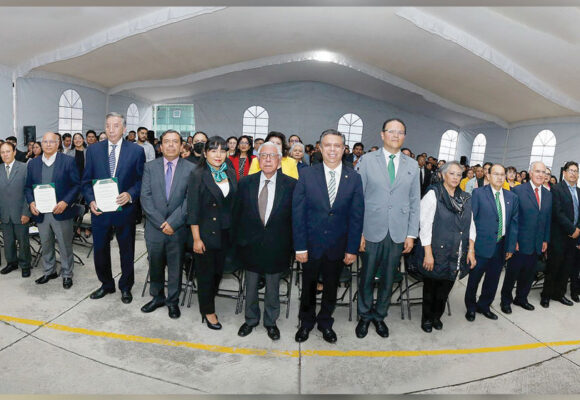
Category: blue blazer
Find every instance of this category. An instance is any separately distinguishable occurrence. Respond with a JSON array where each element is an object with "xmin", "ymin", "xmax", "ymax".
[
  {"xmin": 512, "ymin": 183, "xmax": 552, "ymax": 255},
  {"xmin": 24, "ymin": 153, "xmax": 80, "ymax": 223},
  {"xmin": 292, "ymin": 163, "xmax": 364, "ymax": 261},
  {"xmin": 82, "ymin": 140, "xmax": 145, "ymax": 226},
  {"xmin": 472, "ymin": 185, "xmax": 519, "ymax": 258}
]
